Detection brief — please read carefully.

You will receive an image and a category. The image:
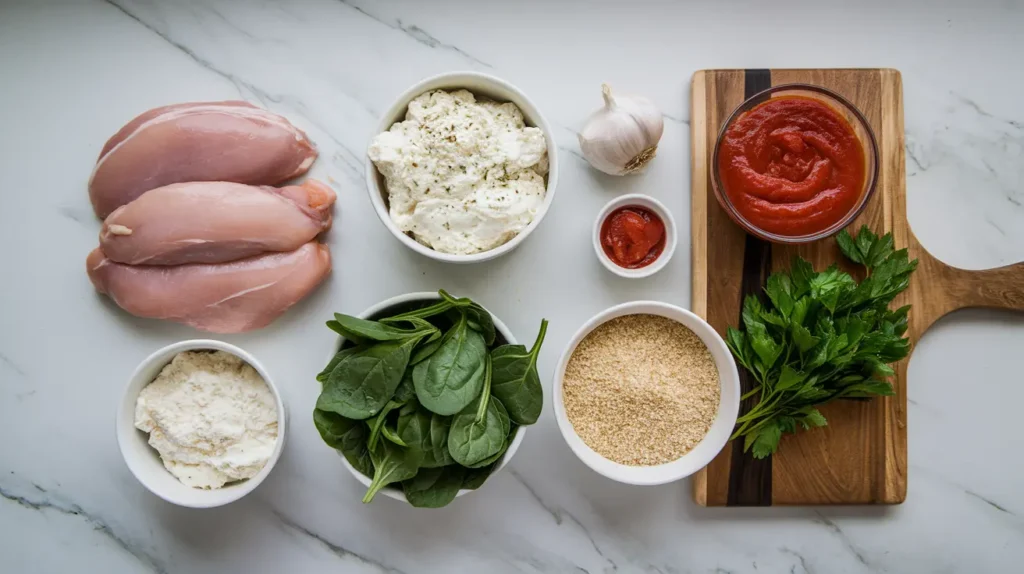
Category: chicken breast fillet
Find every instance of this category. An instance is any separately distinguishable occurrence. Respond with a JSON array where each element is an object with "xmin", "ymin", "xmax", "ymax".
[
  {"xmin": 100, "ymin": 179, "xmax": 335, "ymax": 265},
  {"xmin": 87, "ymin": 242, "xmax": 331, "ymax": 333},
  {"xmin": 88, "ymin": 101, "xmax": 317, "ymax": 218}
]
